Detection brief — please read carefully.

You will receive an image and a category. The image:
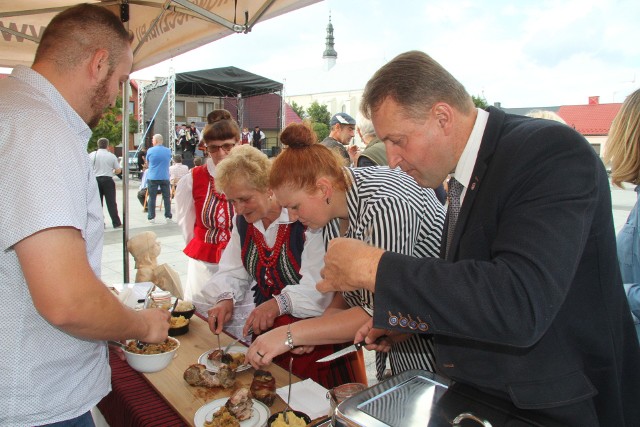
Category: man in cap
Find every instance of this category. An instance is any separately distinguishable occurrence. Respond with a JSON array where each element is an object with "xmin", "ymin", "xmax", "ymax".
[{"xmin": 321, "ymin": 112, "xmax": 358, "ymax": 164}]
